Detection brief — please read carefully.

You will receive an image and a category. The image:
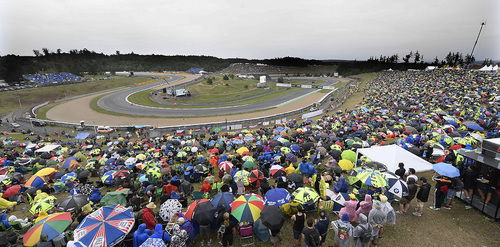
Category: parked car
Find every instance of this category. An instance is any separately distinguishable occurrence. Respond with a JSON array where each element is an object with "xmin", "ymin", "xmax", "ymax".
[
  {"xmin": 10, "ymin": 123, "xmax": 20, "ymax": 128},
  {"xmin": 32, "ymin": 120, "xmax": 47, "ymax": 127},
  {"xmin": 96, "ymin": 126, "xmax": 114, "ymax": 133}
]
